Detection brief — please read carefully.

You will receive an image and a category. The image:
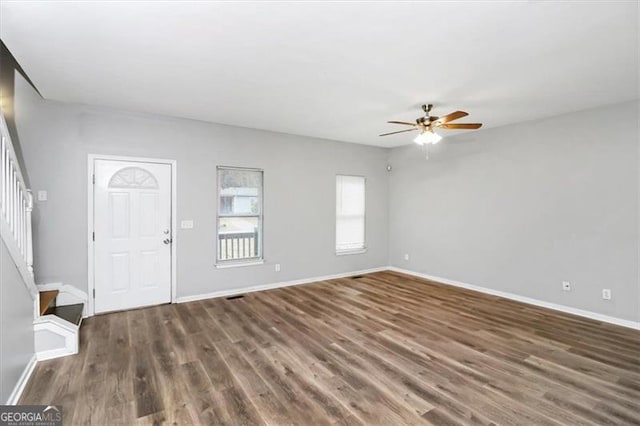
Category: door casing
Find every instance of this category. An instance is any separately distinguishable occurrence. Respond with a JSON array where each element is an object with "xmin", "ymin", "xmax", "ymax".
[{"xmin": 87, "ymin": 154, "xmax": 177, "ymax": 316}]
